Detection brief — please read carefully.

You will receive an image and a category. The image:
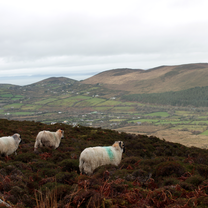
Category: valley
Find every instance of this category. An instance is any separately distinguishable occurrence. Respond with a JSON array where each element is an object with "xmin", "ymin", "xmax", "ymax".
[
  {"xmin": 1, "ymin": 63, "xmax": 208, "ymax": 149},
  {"xmin": 1, "ymin": 82, "xmax": 208, "ymax": 149}
]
